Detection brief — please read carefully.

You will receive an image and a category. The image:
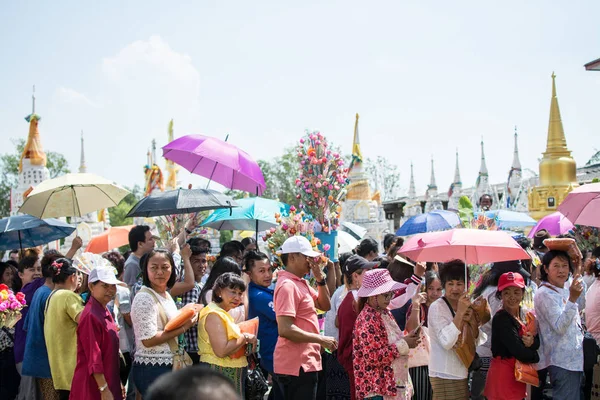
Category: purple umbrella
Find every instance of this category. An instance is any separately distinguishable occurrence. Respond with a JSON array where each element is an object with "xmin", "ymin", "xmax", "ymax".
[
  {"xmin": 163, "ymin": 134, "xmax": 266, "ymax": 195},
  {"xmin": 527, "ymin": 211, "xmax": 574, "ymax": 238}
]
